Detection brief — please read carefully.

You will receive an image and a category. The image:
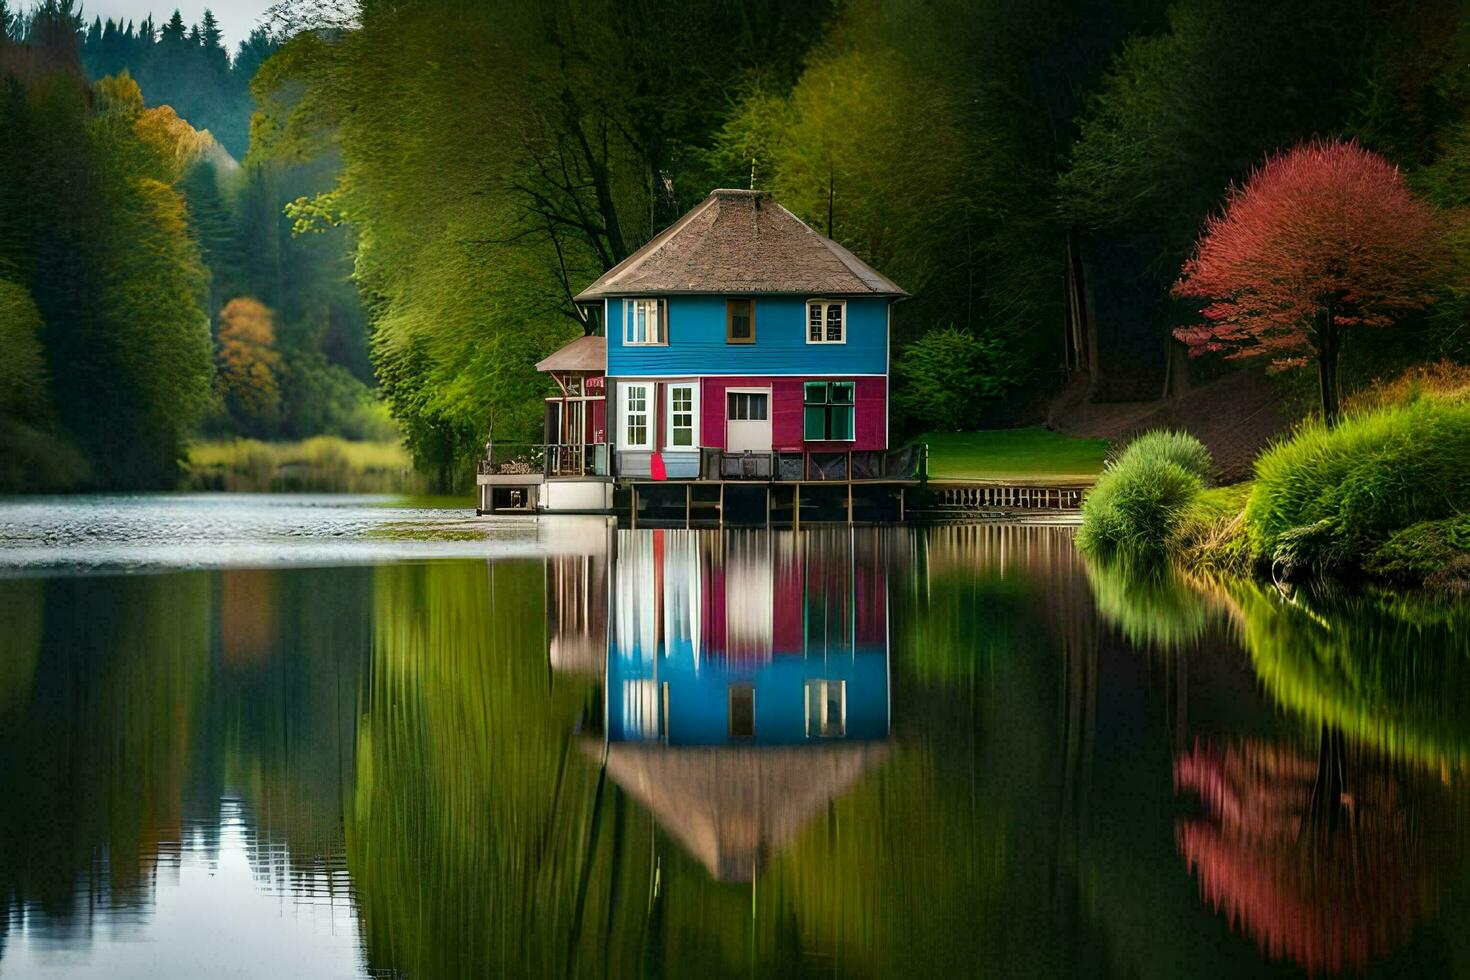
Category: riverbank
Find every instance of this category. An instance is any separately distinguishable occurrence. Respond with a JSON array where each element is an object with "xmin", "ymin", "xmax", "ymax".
[
  {"xmin": 1077, "ymin": 365, "xmax": 1470, "ymax": 593},
  {"xmin": 185, "ymin": 437, "xmax": 425, "ymax": 494}
]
